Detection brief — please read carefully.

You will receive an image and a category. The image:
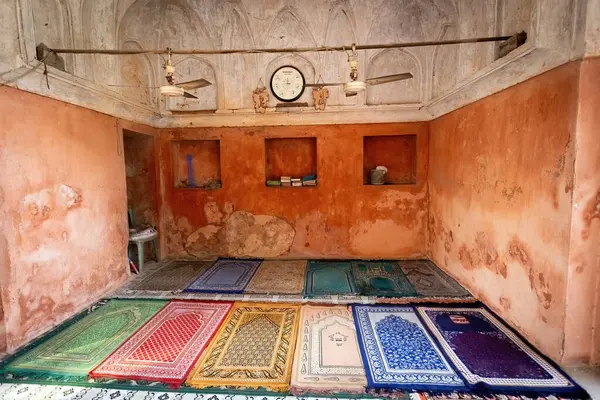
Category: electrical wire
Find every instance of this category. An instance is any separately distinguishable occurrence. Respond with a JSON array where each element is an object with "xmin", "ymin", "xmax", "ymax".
[
  {"xmin": 47, "ymin": 34, "xmax": 522, "ymax": 56},
  {"xmin": 0, "ymin": 51, "xmax": 54, "ymax": 86}
]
